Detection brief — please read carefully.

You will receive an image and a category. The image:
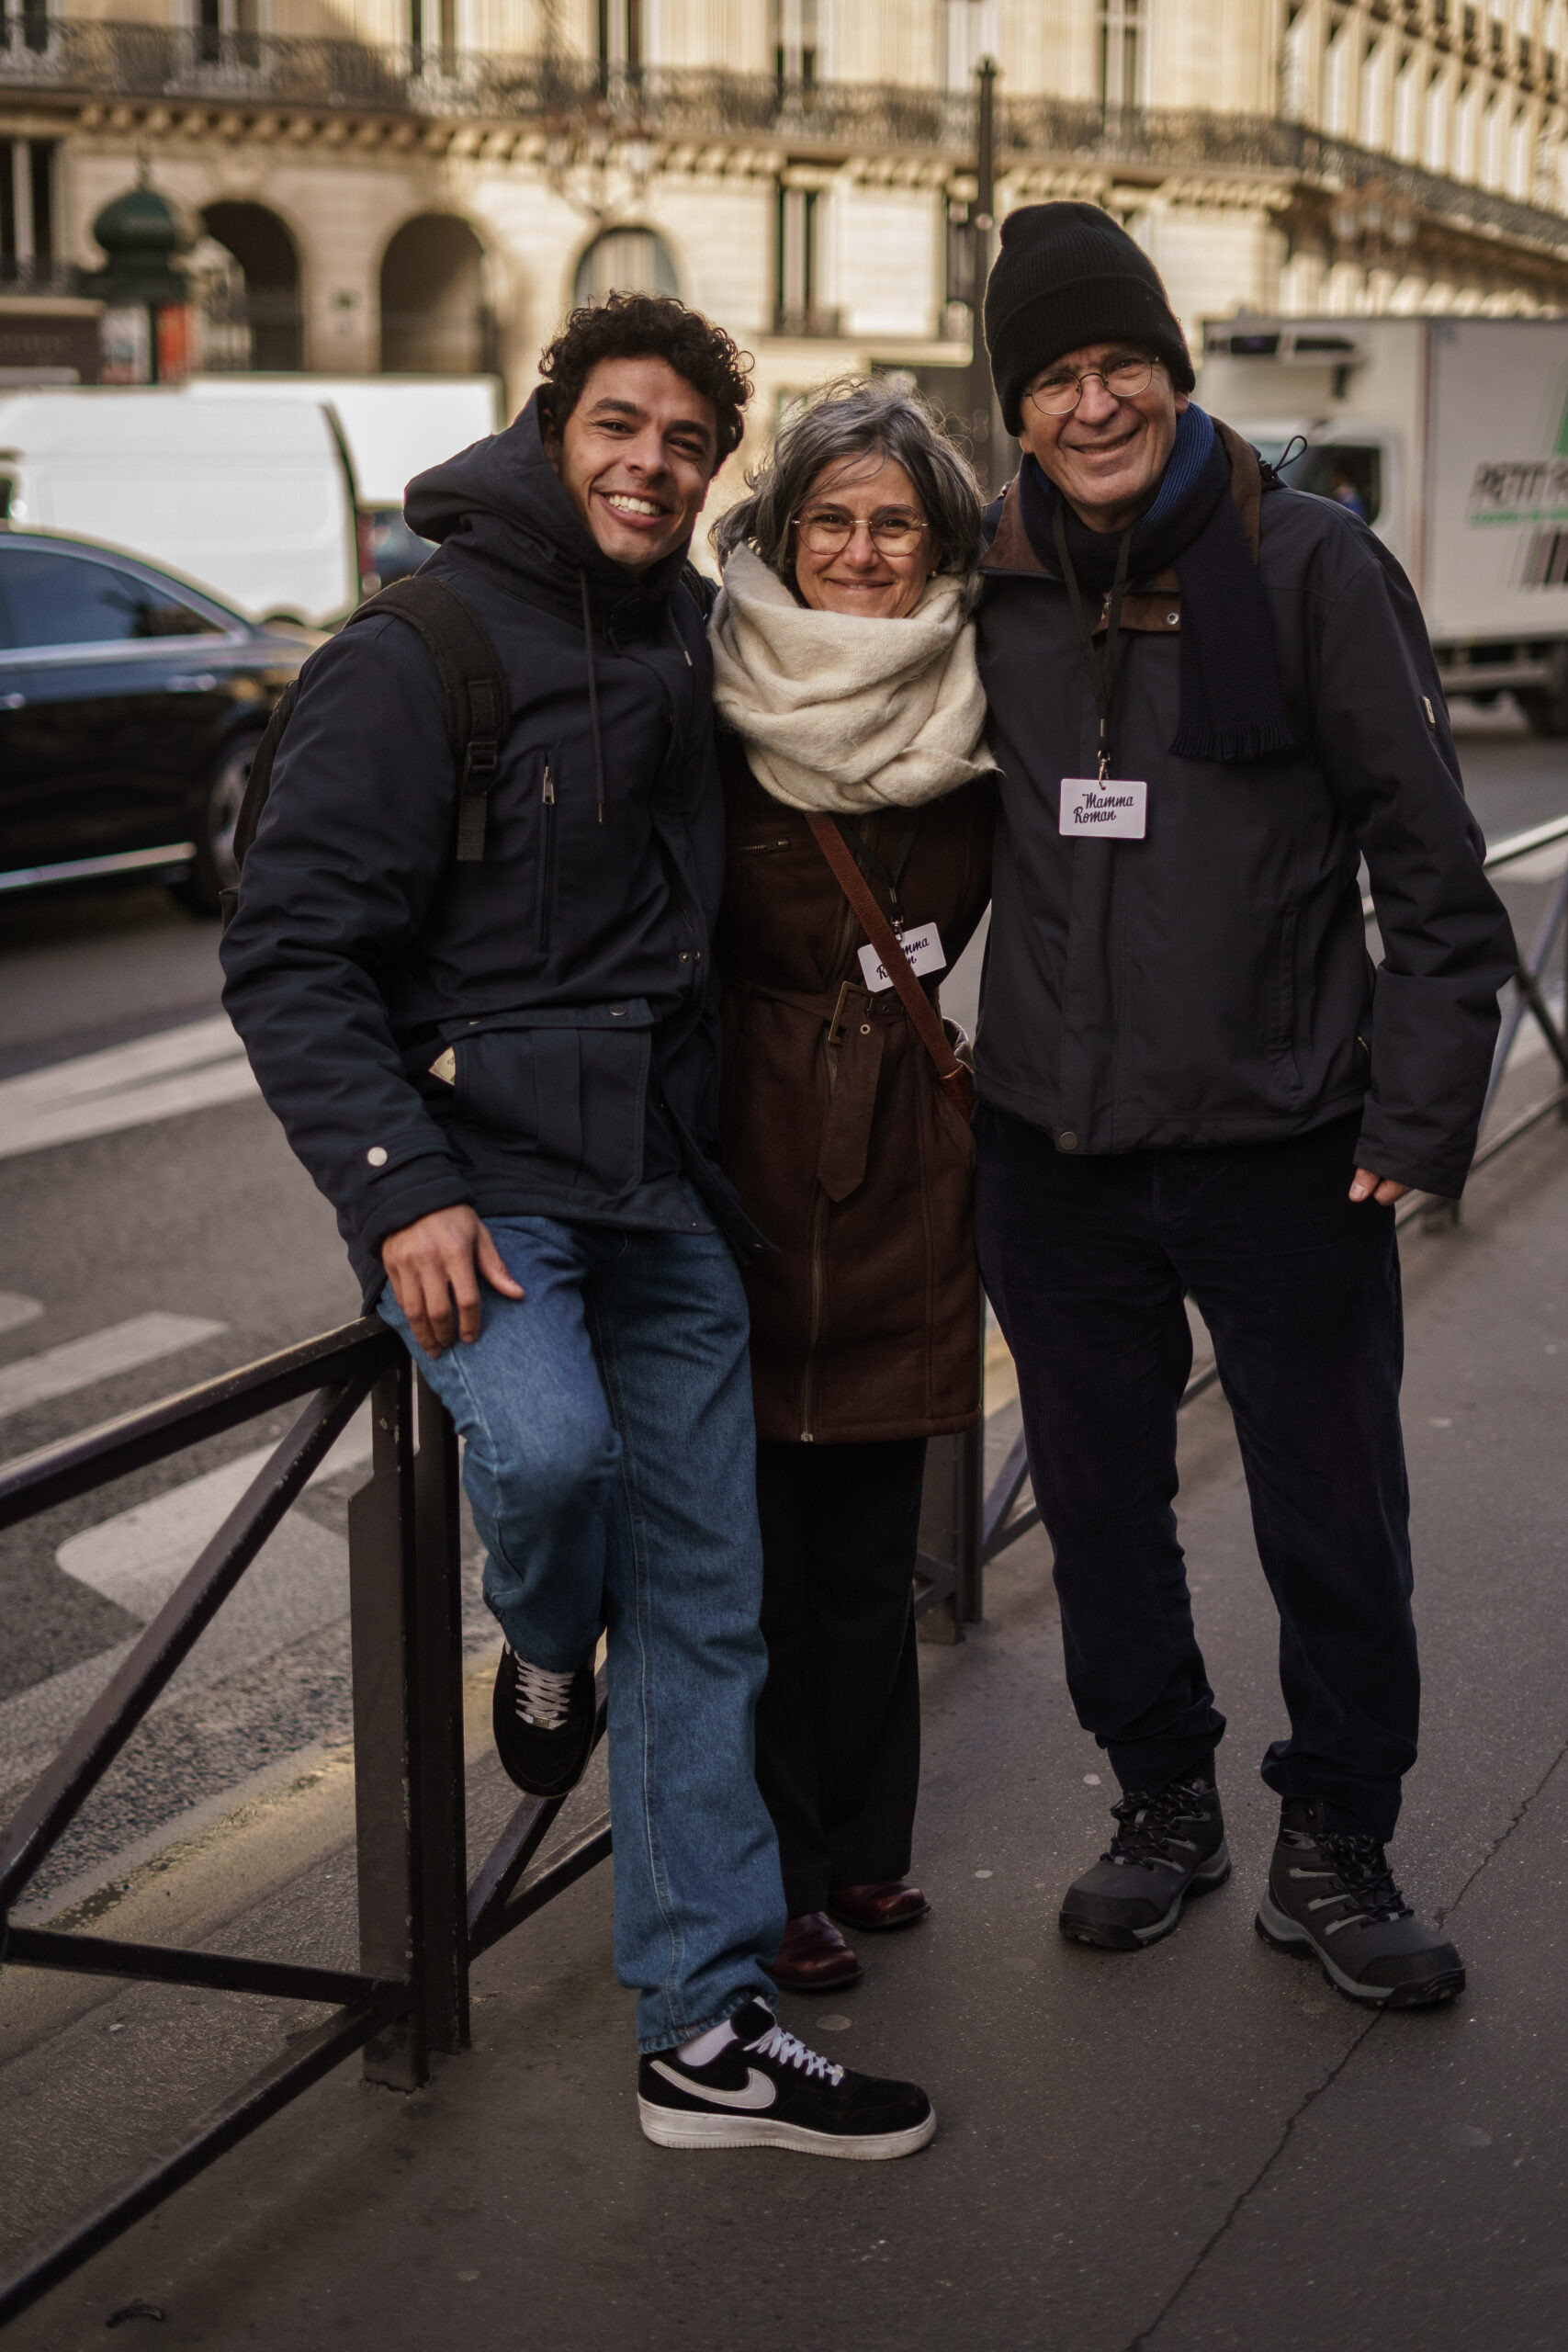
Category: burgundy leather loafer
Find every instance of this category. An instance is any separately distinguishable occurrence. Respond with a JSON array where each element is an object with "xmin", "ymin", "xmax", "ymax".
[
  {"xmin": 764, "ymin": 1910, "xmax": 863, "ymax": 1992},
  {"xmin": 829, "ymin": 1881, "xmax": 931, "ymax": 1933}
]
